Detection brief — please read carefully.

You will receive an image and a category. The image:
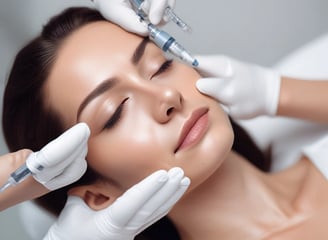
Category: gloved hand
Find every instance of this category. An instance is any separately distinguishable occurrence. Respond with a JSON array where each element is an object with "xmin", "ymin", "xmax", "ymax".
[
  {"xmin": 44, "ymin": 167, "xmax": 190, "ymax": 240},
  {"xmin": 92, "ymin": 0, "xmax": 175, "ymax": 35},
  {"xmin": 303, "ymin": 135, "xmax": 328, "ymax": 179},
  {"xmin": 26, "ymin": 123, "xmax": 90, "ymax": 190},
  {"xmin": 195, "ymin": 55, "xmax": 282, "ymax": 119}
]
